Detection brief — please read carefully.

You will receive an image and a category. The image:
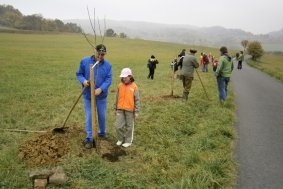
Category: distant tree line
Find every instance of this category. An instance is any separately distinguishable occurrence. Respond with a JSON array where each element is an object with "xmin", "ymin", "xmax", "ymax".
[
  {"xmin": 0, "ymin": 5, "xmax": 81, "ymax": 33},
  {"xmin": 105, "ymin": 28, "xmax": 127, "ymax": 38}
]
